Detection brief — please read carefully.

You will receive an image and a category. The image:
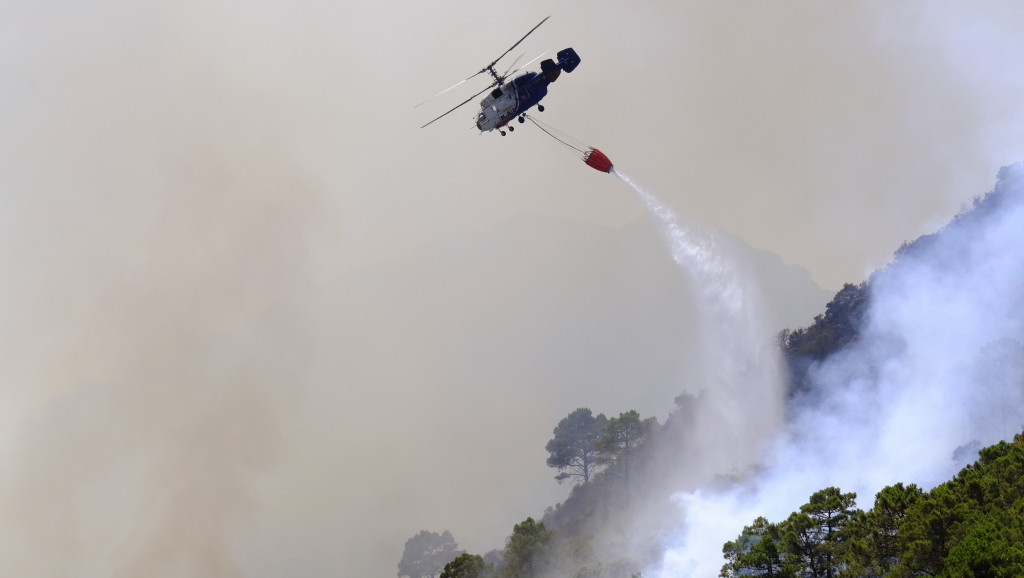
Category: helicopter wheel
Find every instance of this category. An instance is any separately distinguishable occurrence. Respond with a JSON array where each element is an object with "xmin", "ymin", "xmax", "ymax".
[
  {"xmin": 508, "ymin": 125, "xmax": 514, "ymax": 132},
  {"xmin": 500, "ymin": 130, "xmax": 506, "ymax": 136},
  {"xmin": 537, "ymin": 104, "xmax": 544, "ymax": 112},
  {"xmin": 518, "ymin": 115, "xmax": 525, "ymax": 124}
]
